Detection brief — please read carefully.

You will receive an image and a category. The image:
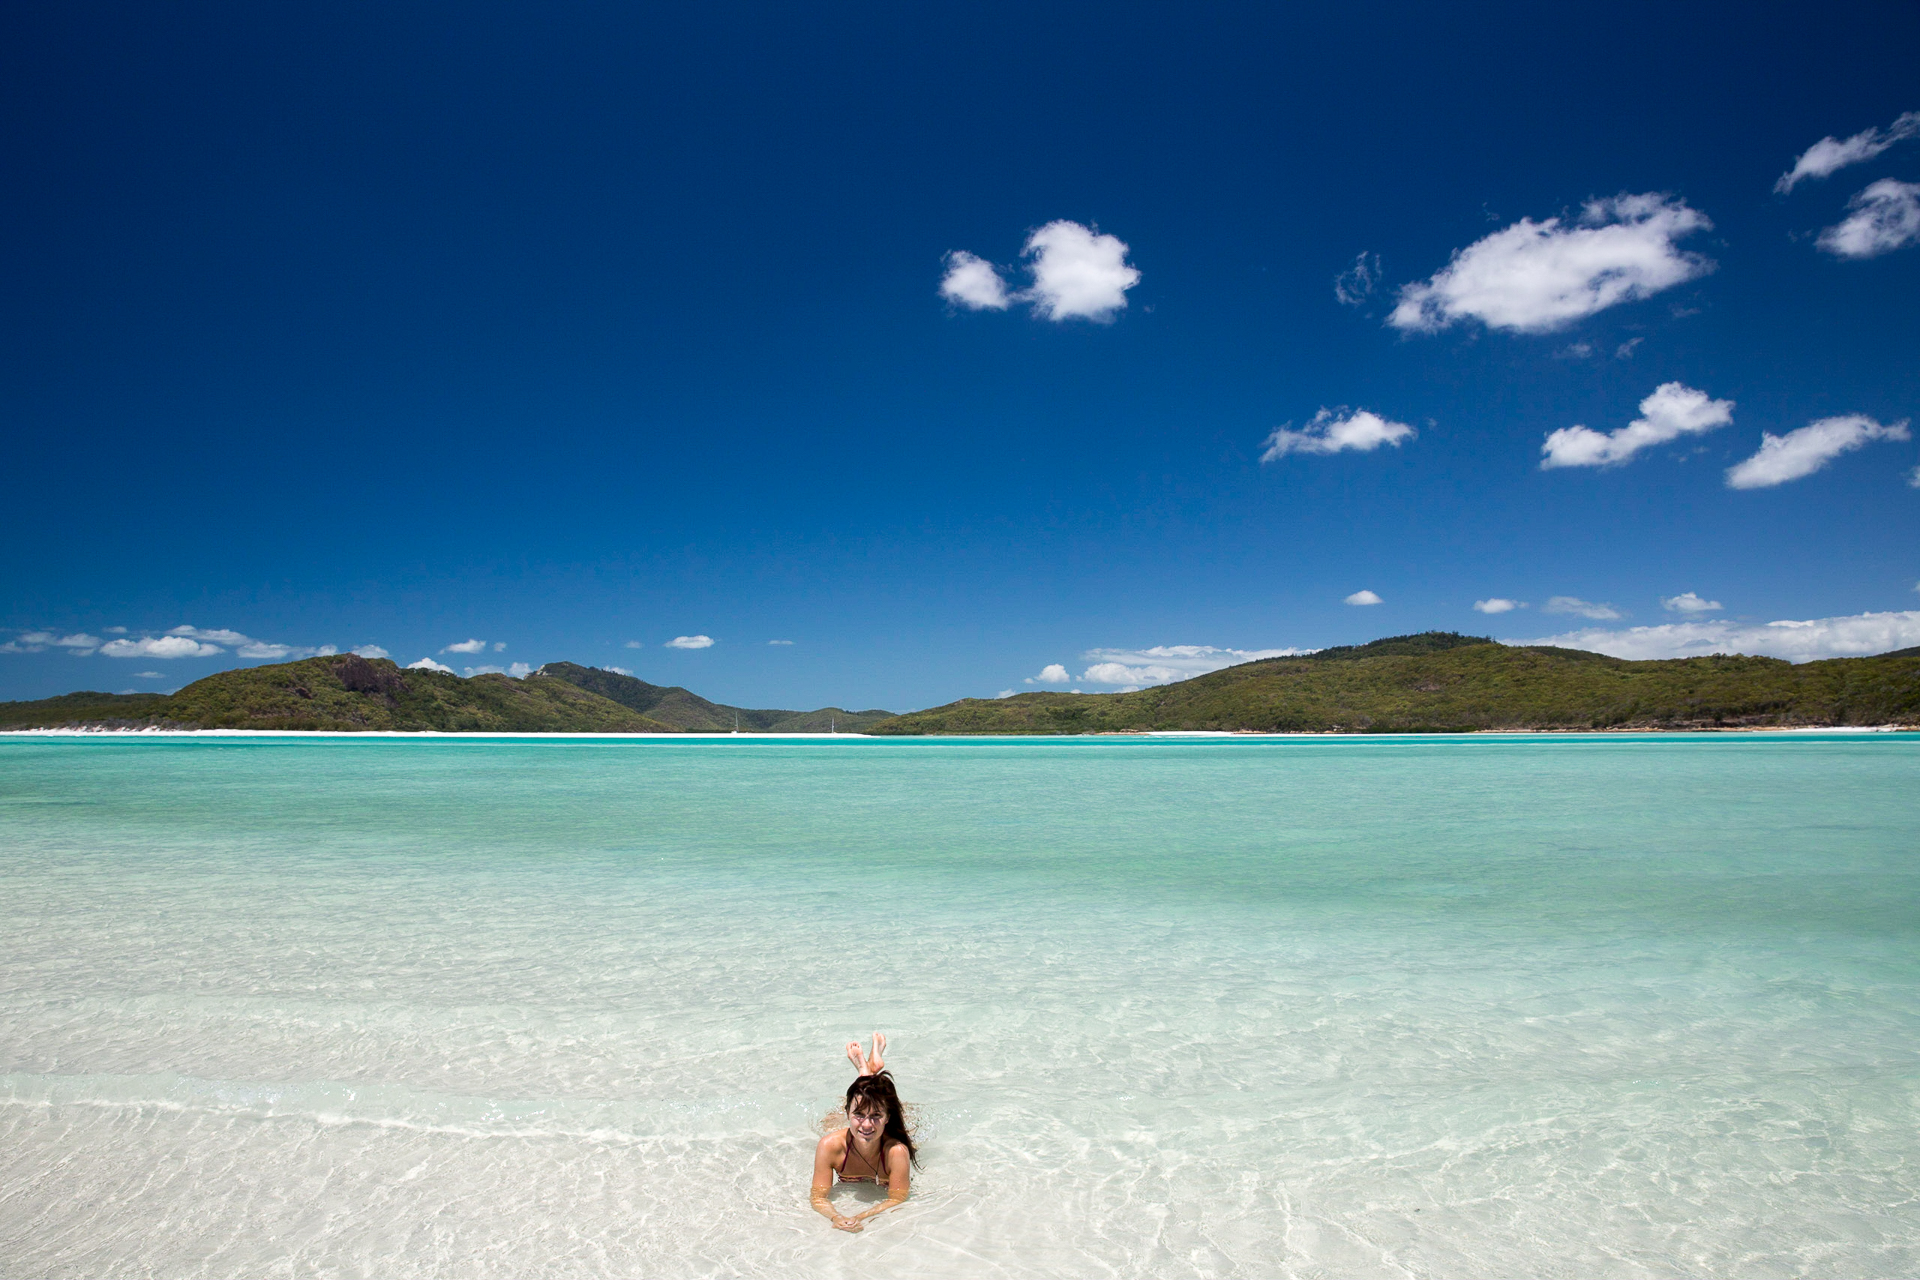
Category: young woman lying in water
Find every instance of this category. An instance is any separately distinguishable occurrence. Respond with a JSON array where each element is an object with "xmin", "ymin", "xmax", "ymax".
[{"xmin": 810, "ymin": 1034, "xmax": 917, "ymax": 1232}]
